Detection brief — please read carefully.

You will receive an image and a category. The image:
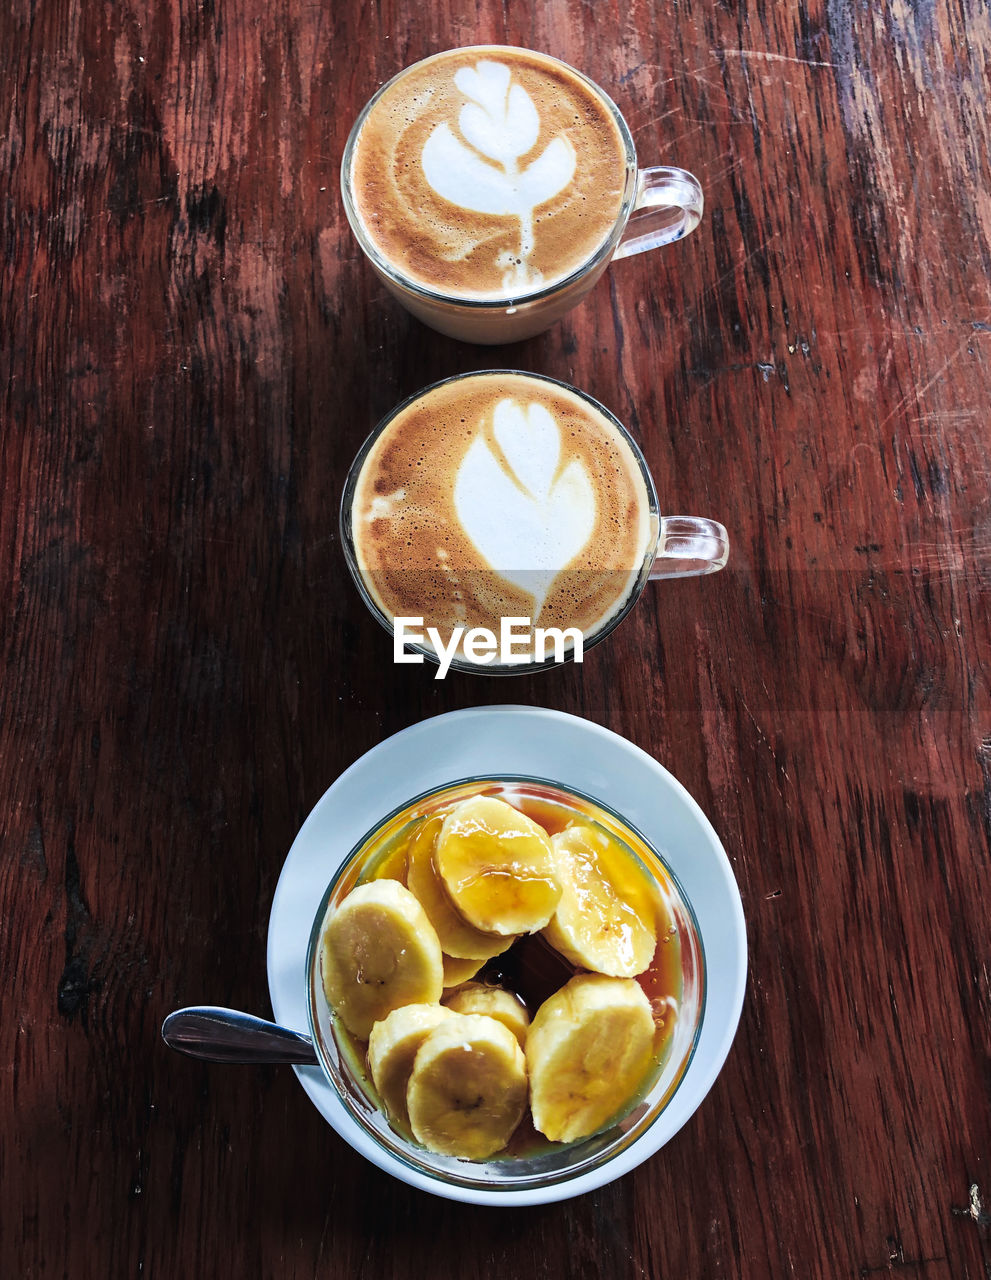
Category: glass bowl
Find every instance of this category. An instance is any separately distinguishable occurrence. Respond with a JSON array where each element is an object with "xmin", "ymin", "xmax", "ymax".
[{"xmin": 305, "ymin": 775, "xmax": 705, "ymax": 1197}]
